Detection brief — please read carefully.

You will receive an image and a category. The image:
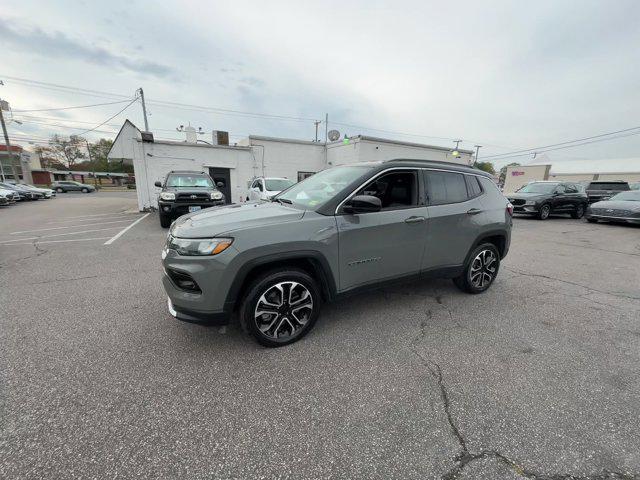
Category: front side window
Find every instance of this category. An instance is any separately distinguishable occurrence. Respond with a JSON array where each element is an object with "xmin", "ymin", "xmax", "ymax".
[
  {"xmin": 426, "ymin": 171, "xmax": 468, "ymax": 205},
  {"xmin": 277, "ymin": 165, "xmax": 370, "ymax": 210},
  {"xmin": 166, "ymin": 174, "xmax": 213, "ymax": 188},
  {"xmin": 355, "ymin": 170, "xmax": 418, "ymax": 210},
  {"xmin": 555, "ymin": 184, "xmax": 566, "ymax": 194}
]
